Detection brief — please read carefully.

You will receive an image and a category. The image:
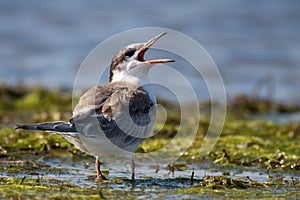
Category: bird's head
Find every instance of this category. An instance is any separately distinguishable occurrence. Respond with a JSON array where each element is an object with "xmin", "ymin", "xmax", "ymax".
[{"xmin": 109, "ymin": 33, "xmax": 175, "ymax": 85}]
